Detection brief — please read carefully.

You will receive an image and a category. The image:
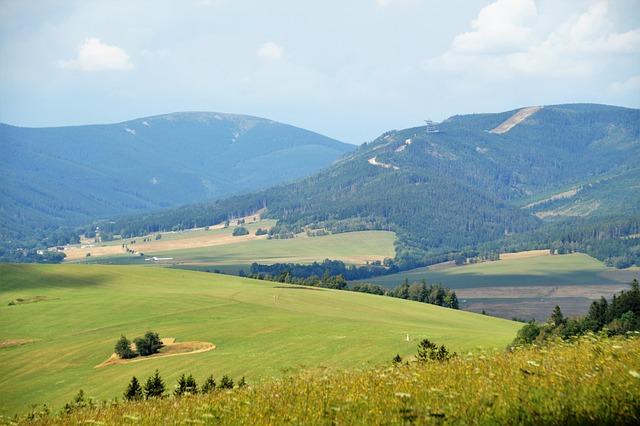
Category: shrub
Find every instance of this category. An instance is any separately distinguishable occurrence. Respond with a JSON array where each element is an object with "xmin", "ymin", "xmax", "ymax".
[
  {"xmin": 134, "ymin": 331, "xmax": 163, "ymax": 356},
  {"xmin": 392, "ymin": 354, "xmax": 402, "ymax": 364},
  {"xmin": 114, "ymin": 335, "xmax": 137, "ymax": 359},
  {"xmin": 124, "ymin": 377, "xmax": 143, "ymax": 401},
  {"xmin": 255, "ymin": 228, "xmax": 268, "ymax": 236}
]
